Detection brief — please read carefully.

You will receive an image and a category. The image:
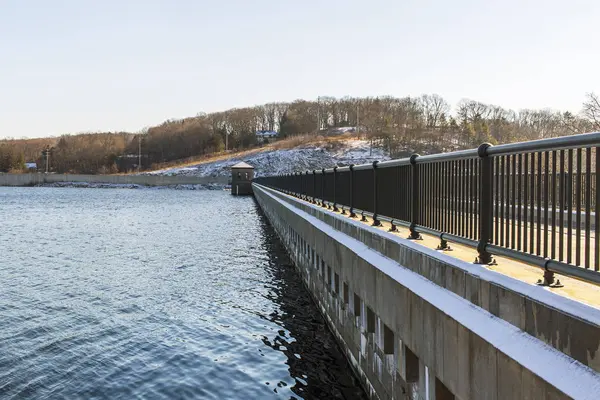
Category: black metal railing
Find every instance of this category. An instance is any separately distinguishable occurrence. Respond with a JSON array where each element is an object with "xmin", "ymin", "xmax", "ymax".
[{"xmin": 254, "ymin": 132, "xmax": 600, "ymax": 285}]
